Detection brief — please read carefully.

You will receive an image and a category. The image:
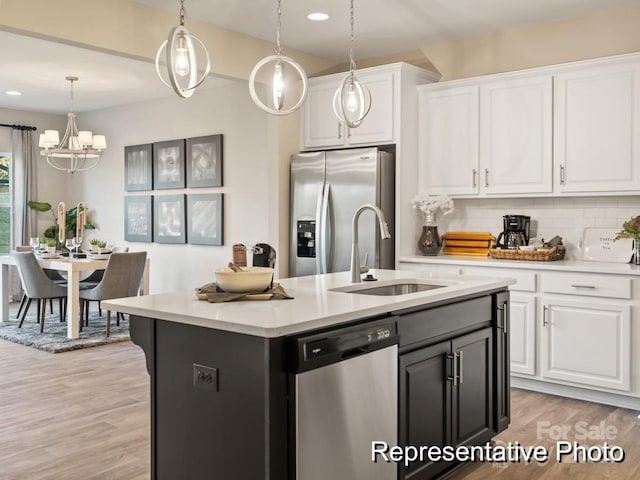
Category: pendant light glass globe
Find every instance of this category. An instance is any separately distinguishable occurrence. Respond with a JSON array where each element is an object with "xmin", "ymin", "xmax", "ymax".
[
  {"xmin": 249, "ymin": 0, "xmax": 309, "ymax": 115},
  {"xmin": 333, "ymin": 73, "xmax": 371, "ymax": 128},
  {"xmin": 155, "ymin": 0, "xmax": 211, "ymax": 98},
  {"xmin": 333, "ymin": 0, "xmax": 370, "ymax": 128}
]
